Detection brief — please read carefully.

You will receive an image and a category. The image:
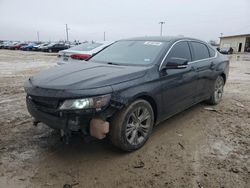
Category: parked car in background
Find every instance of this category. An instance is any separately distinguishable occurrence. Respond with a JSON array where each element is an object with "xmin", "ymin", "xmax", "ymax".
[
  {"xmin": 3, "ymin": 41, "xmax": 19, "ymax": 49},
  {"xmin": 9, "ymin": 42, "xmax": 28, "ymax": 50},
  {"xmin": 42, "ymin": 43, "xmax": 70, "ymax": 52},
  {"xmin": 7, "ymin": 42, "xmax": 16, "ymax": 49},
  {"xmin": 220, "ymin": 47, "xmax": 233, "ymax": 54},
  {"xmin": 20, "ymin": 43, "xmax": 39, "ymax": 51},
  {"xmin": 57, "ymin": 41, "xmax": 114, "ymax": 65},
  {"xmin": 70, "ymin": 41, "xmax": 82, "ymax": 47},
  {"xmin": 32, "ymin": 42, "xmax": 50, "ymax": 51},
  {"xmin": 0, "ymin": 41, "xmax": 10, "ymax": 49},
  {"xmin": 0, "ymin": 41, "xmax": 4, "ymax": 48},
  {"xmin": 36, "ymin": 42, "xmax": 51, "ymax": 51},
  {"xmin": 25, "ymin": 36, "xmax": 229, "ymax": 151}
]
